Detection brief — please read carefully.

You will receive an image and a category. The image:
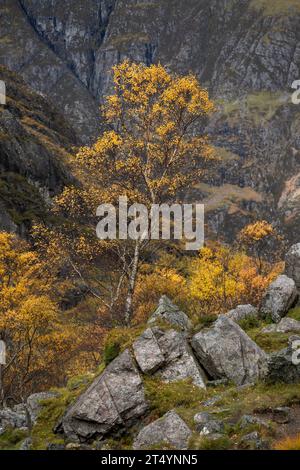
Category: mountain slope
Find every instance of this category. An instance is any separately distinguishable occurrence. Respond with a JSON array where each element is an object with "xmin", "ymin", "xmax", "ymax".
[
  {"xmin": 0, "ymin": 0, "xmax": 299, "ymax": 240},
  {"xmin": 0, "ymin": 65, "xmax": 74, "ymax": 232}
]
